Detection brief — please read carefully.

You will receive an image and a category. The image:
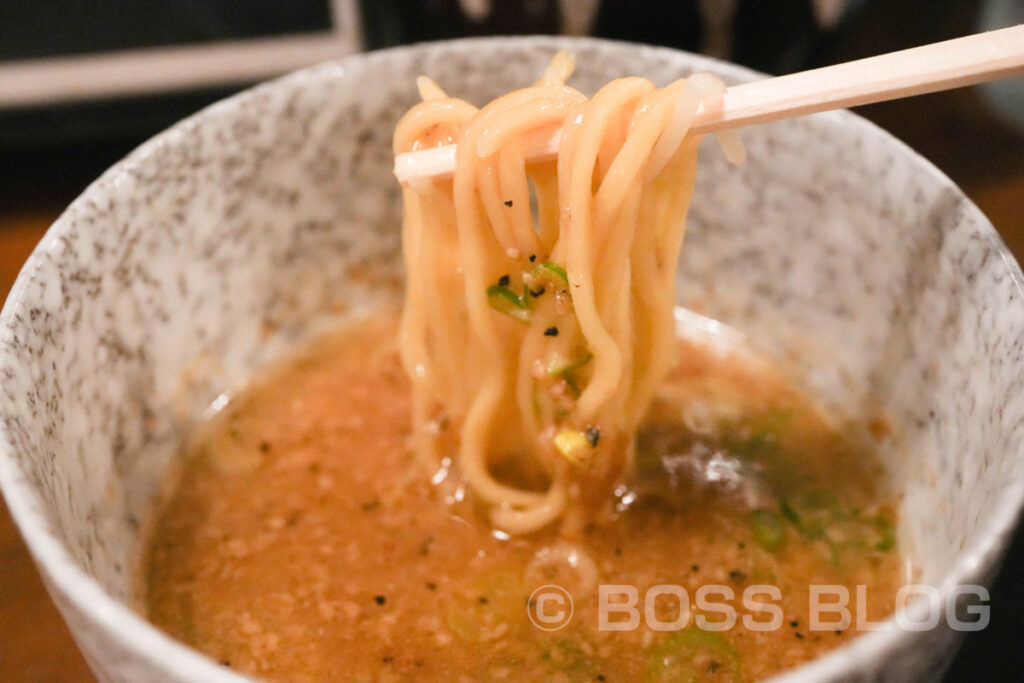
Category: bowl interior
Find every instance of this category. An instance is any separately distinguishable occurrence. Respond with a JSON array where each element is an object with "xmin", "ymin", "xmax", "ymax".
[{"xmin": 2, "ymin": 37, "xmax": 1023, "ymax": 681}]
